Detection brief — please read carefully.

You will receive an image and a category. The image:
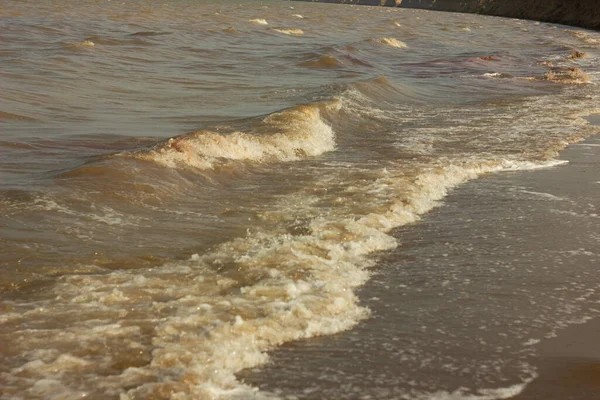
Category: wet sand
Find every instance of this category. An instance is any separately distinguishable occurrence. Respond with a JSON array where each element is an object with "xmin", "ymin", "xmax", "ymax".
[
  {"xmin": 240, "ymin": 120, "xmax": 600, "ymax": 399},
  {"xmin": 513, "ymin": 119, "xmax": 600, "ymax": 400},
  {"xmin": 514, "ymin": 318, "xmax": 600, "ymax": 399}
]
